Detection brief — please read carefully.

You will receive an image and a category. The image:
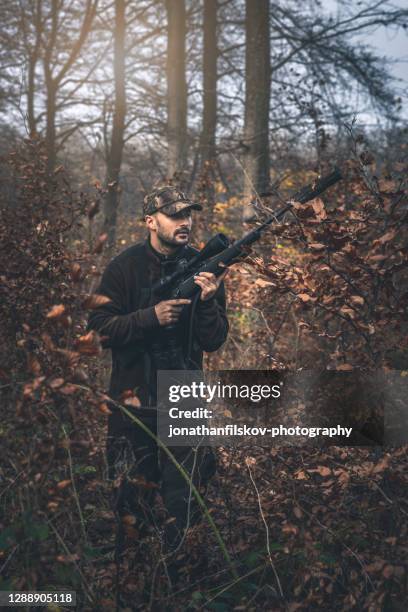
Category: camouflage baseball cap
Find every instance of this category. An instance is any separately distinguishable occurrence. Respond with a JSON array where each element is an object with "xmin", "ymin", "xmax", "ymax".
[{"xmin": 143, "ymin": 186, "xmax": 202, "ymax": 217}]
